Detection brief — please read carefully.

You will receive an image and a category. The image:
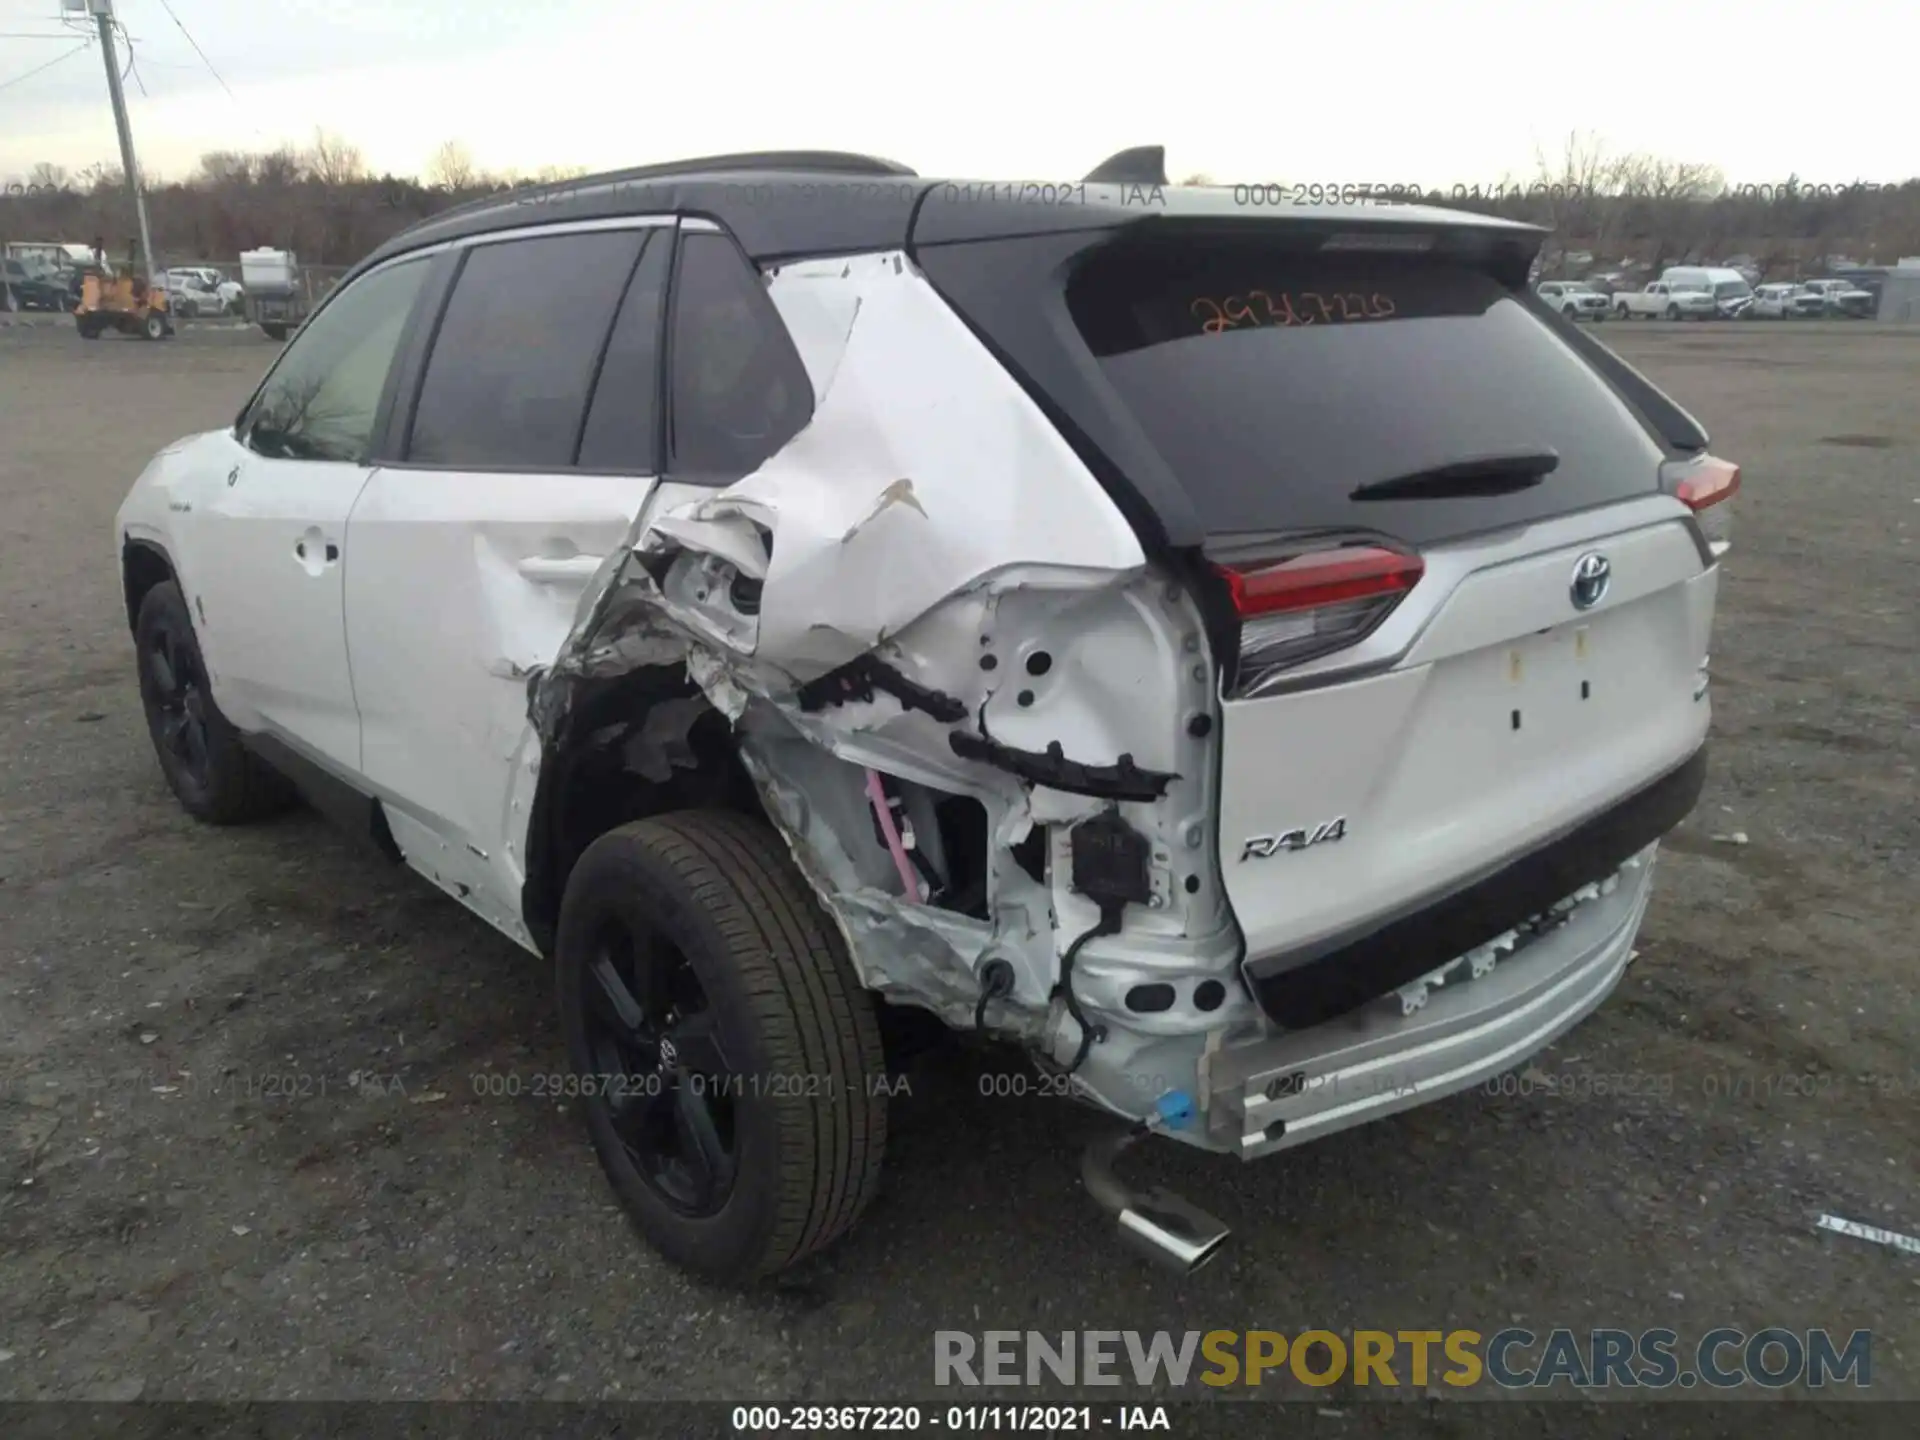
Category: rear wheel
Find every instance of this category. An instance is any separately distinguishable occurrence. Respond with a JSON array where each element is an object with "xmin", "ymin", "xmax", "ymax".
[
  {"xmin": 142, "ymin": 311, "xmax": 166, "ymax": 341},
  {"xmin": 134, "ymin": 581, "xmax": 296, "ymax": 824},
  {"xmin": 261, "ymin": 323, "xmax": 287, "ymax": 341},
  {"xmin": 75, "ymin": 314, "xmax": 101, "ymax": 339},
  {"xmin": 556, "ymin": 811, "xmax": 889, "ymax": 1283}
]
